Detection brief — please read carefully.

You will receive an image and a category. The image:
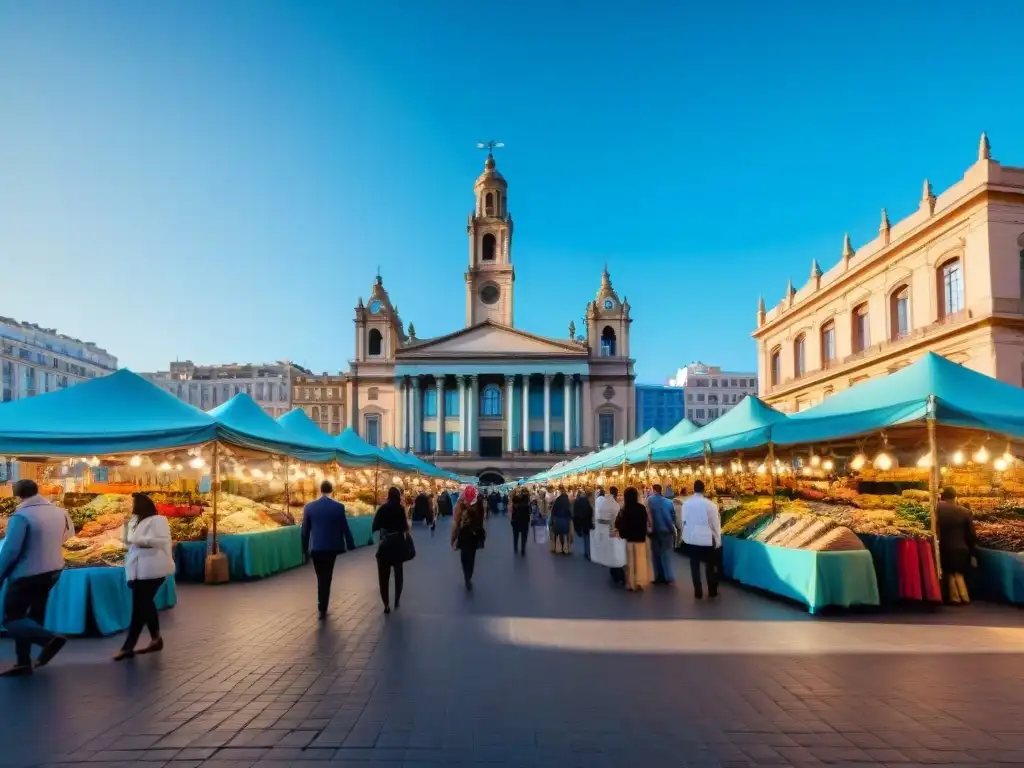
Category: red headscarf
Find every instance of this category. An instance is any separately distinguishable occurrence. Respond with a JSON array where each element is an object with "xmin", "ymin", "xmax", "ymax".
[{"xmin": 462, "ymin": 485, "xmax": 478, "ymax": 505}]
